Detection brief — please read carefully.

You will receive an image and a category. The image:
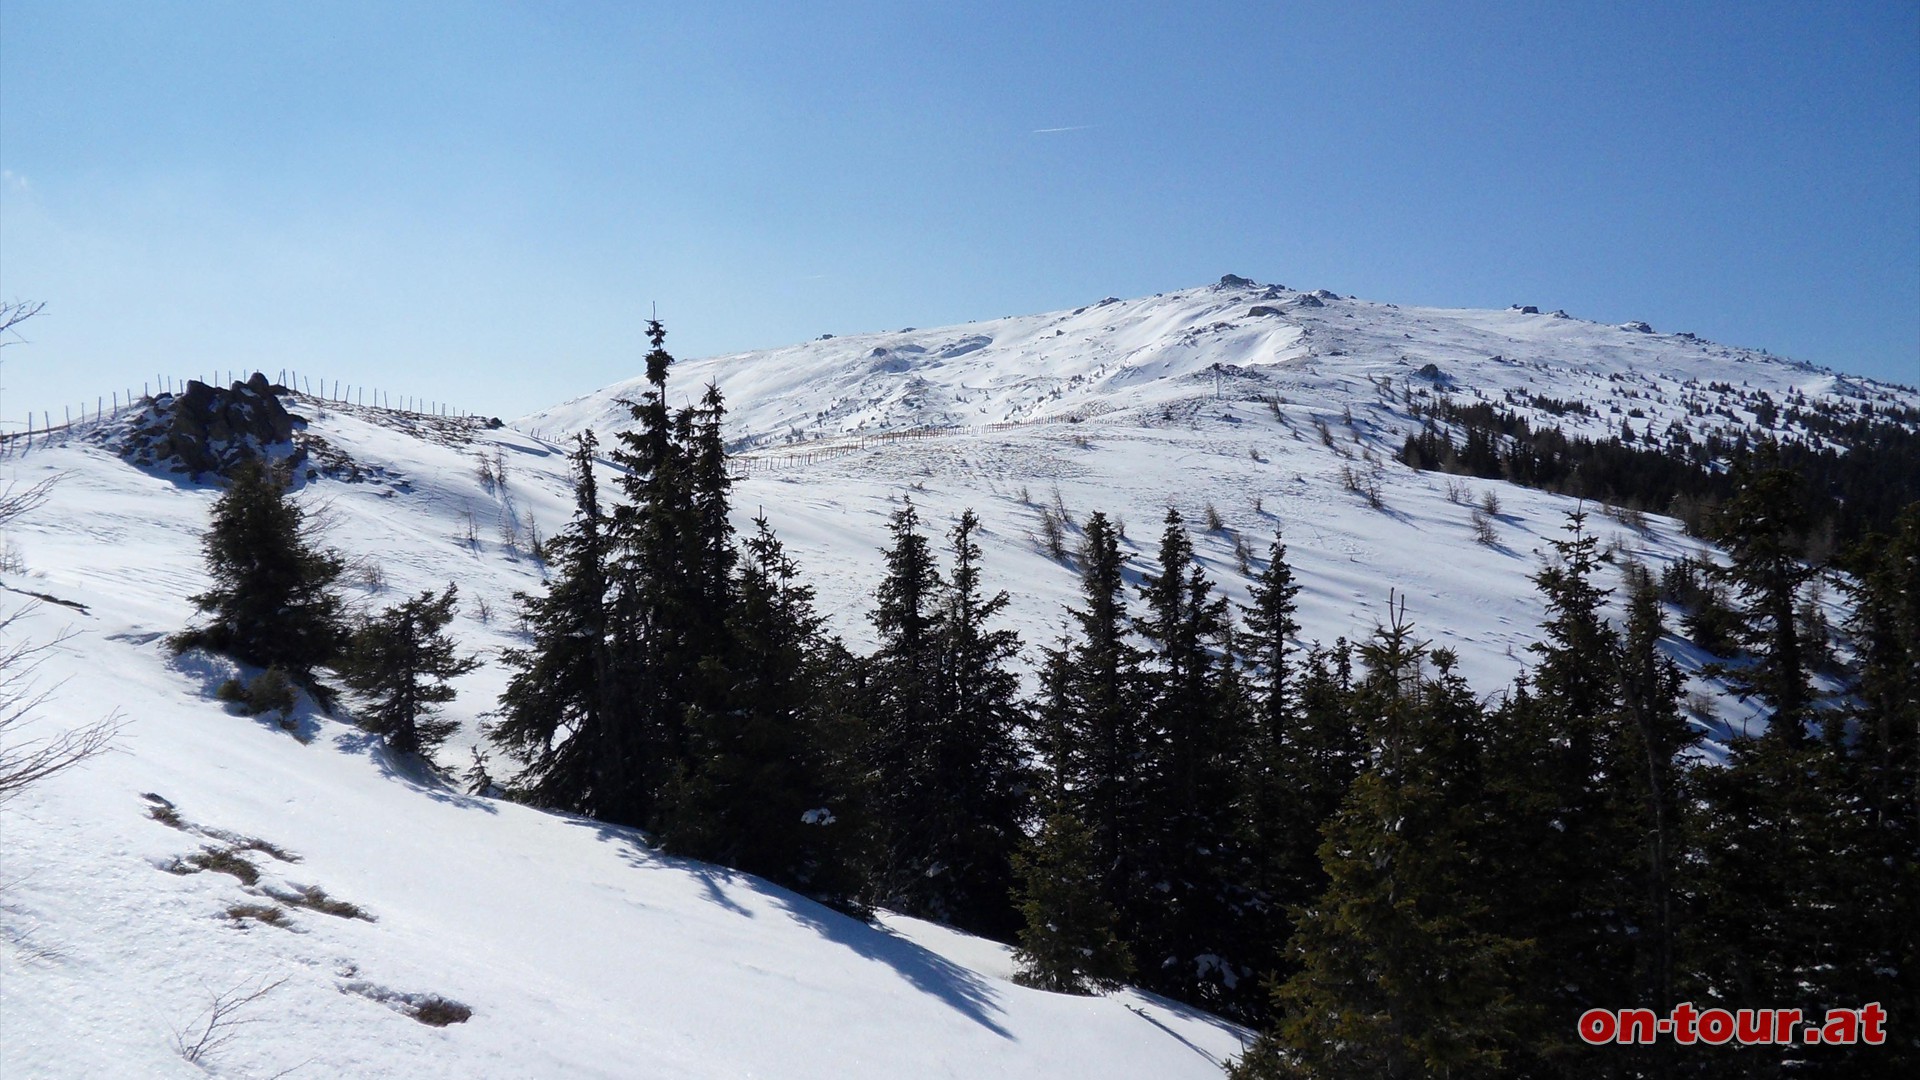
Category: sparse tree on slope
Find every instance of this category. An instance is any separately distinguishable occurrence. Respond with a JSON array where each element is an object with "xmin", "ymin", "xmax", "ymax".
[
  {"xmin": 173, "ymin": 459, "xmax": 344, "ymax": 690},
  {"xmin": 342, "ymin": 584, "xmax": 479, "ymax": 761}
]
